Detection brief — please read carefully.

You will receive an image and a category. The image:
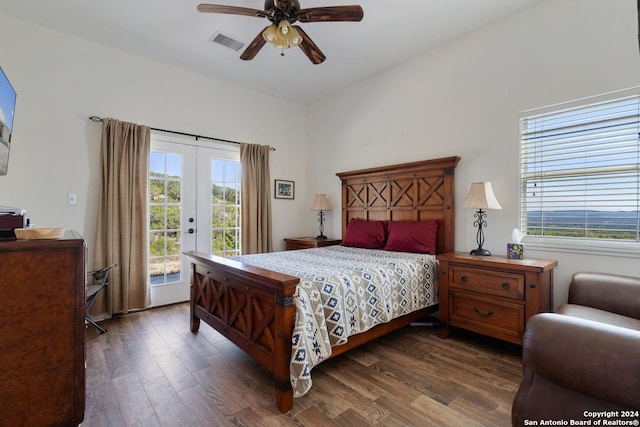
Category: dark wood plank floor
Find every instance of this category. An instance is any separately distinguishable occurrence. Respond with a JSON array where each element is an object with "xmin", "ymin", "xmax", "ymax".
[{"xmin": 82, "ymin": 303, "xmax": 522, "ymax": 427}]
